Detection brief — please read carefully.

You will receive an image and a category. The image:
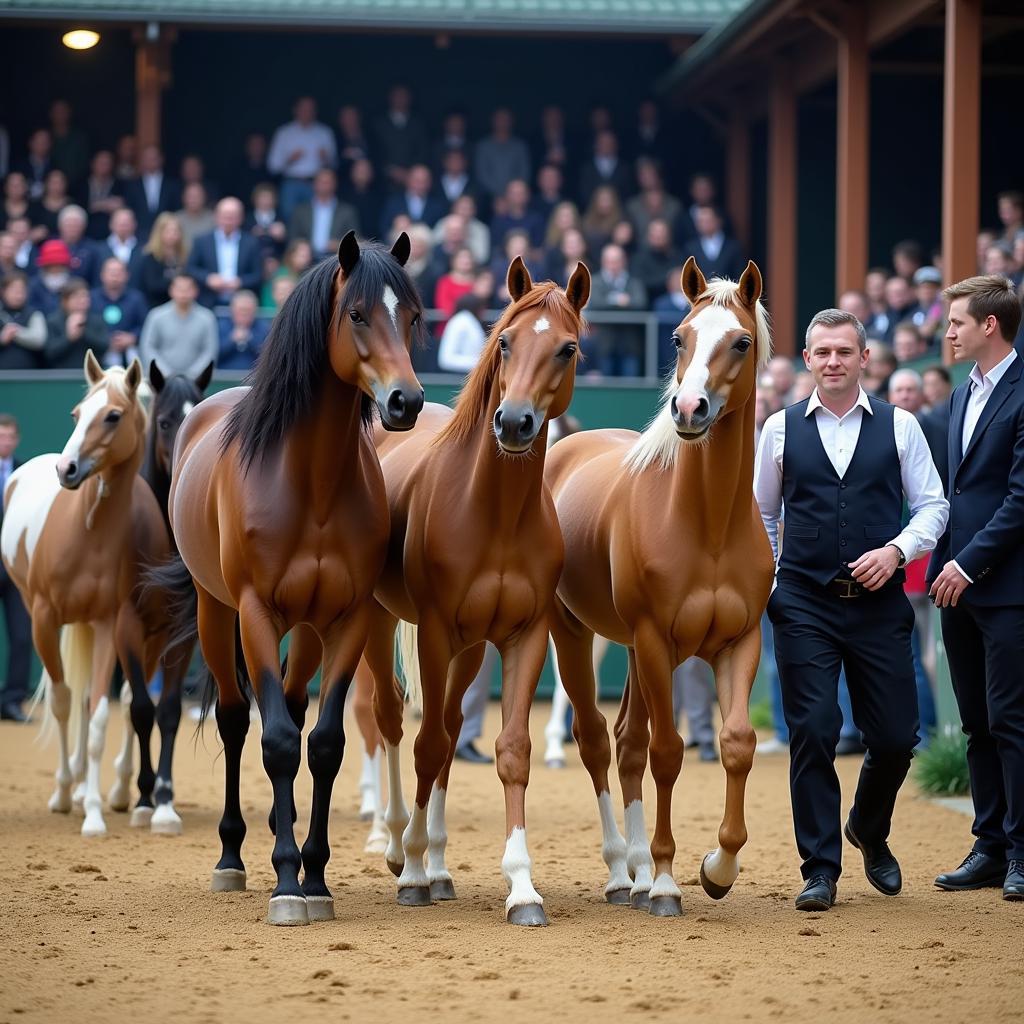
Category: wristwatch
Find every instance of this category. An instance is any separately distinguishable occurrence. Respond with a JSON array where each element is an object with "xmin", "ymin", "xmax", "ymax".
[{"xmin": 888, "ymin": 543, "xmax": 907, "ymax": 569}]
